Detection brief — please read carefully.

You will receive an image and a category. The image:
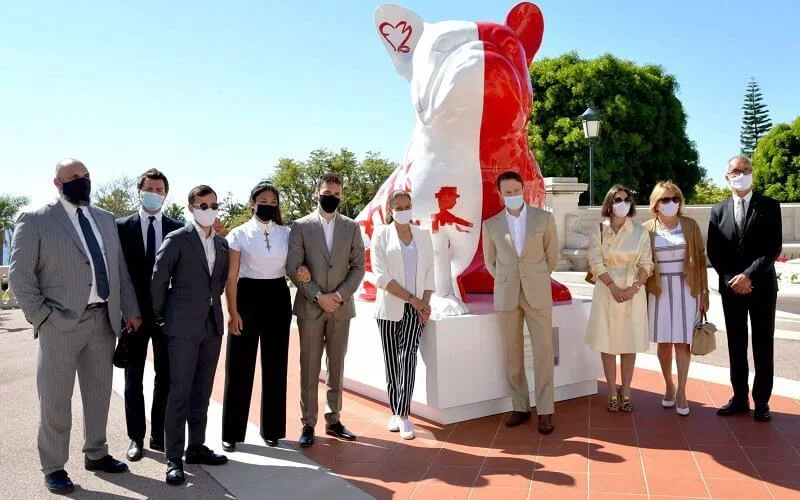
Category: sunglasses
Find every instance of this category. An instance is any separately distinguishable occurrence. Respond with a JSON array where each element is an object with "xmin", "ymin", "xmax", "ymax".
[
  {"xmin": 193, "ymin": 203, "xmax": 220, "ymax": 211},
  {"xmin": 612, "ymin": 197, "xmax": 631, "ymax": 204},
  {"xmin": 658, "ymin": 196, "xmax": 681, "ymax": 204}
]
